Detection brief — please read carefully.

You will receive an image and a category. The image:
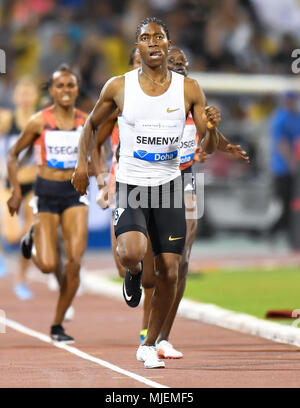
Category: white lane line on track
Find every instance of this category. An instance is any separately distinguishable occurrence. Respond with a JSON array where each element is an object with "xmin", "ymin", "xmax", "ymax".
[
  {"xmin": 0, "ymin": 316, "xmax": 168, "ymax": 389},
  {"xmin": 82, "ymin": 272, "xmax": 300, "ymax": 349},
  {"xmin": 28, "ymin": 268, "xmax": 300, "ymax": 348}
]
